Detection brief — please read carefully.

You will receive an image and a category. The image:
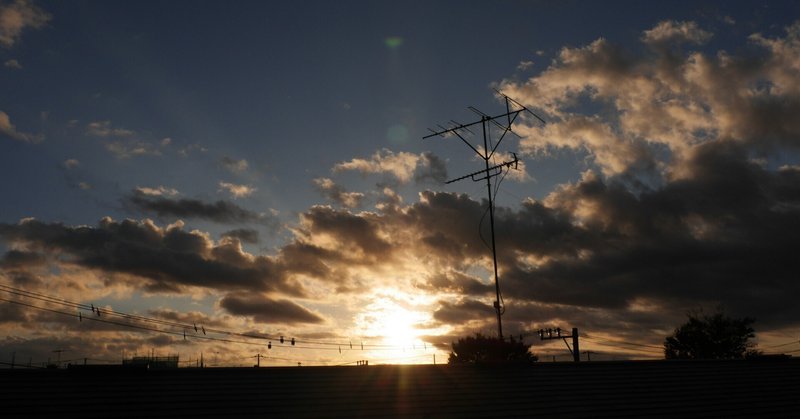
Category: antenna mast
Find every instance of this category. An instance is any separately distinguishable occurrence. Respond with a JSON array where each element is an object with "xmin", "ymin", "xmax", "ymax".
[{"xmin": 424, "ymin": 92, "xmax": 543, "ymax": 339}]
